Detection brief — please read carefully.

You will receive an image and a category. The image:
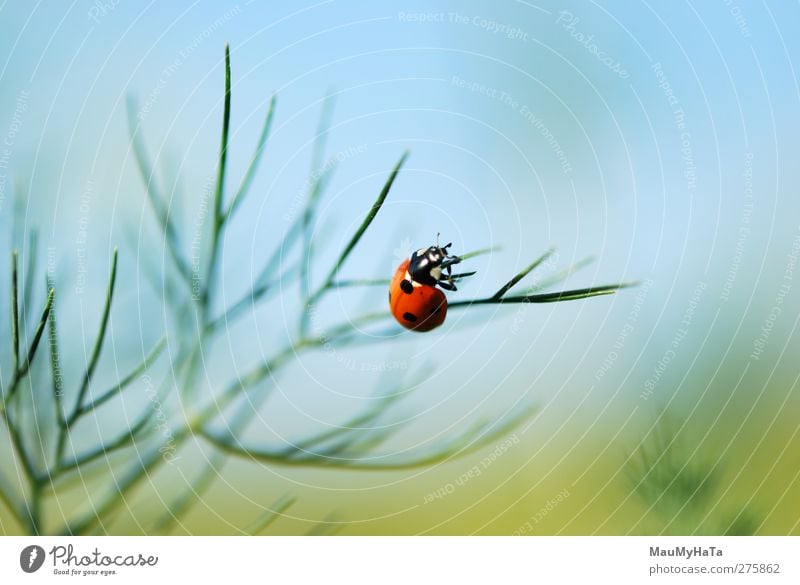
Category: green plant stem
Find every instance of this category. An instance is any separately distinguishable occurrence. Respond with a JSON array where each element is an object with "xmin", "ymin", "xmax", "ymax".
[
  {"xmin": 203, "ymin": 43, "xmax": 232, "ymax": 316},
  {"xmin": 223, "ymin": 94, "xmax": 277, "ymax": 223},
  {"xmin": 298, "ymin": 91, "xmax": 337, "ymax": 329},
  {"xmin": 55, "ymin": 250, "xmax": 117, "ymax": 465},
  {"xmin": 126, "ymin": 99, "xmax": 195, "ymax": 290},
  {"xmin": 447, "ymin": 282, "xmax": 638, "ymax": 308},
  {"xmin": 2, "ymin": 286, "xmax": 54, "ymax": 414},
  {"xmin": 11, "ymin": 251, "xmax": 19, "ymax": 375},
  {"xmin": 491, "ymin": 248, "xmax": 554, "ymax": 300},
  {"xmin": 300, "ymin": 151, "xmax": 408, "ymax": 337}
]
